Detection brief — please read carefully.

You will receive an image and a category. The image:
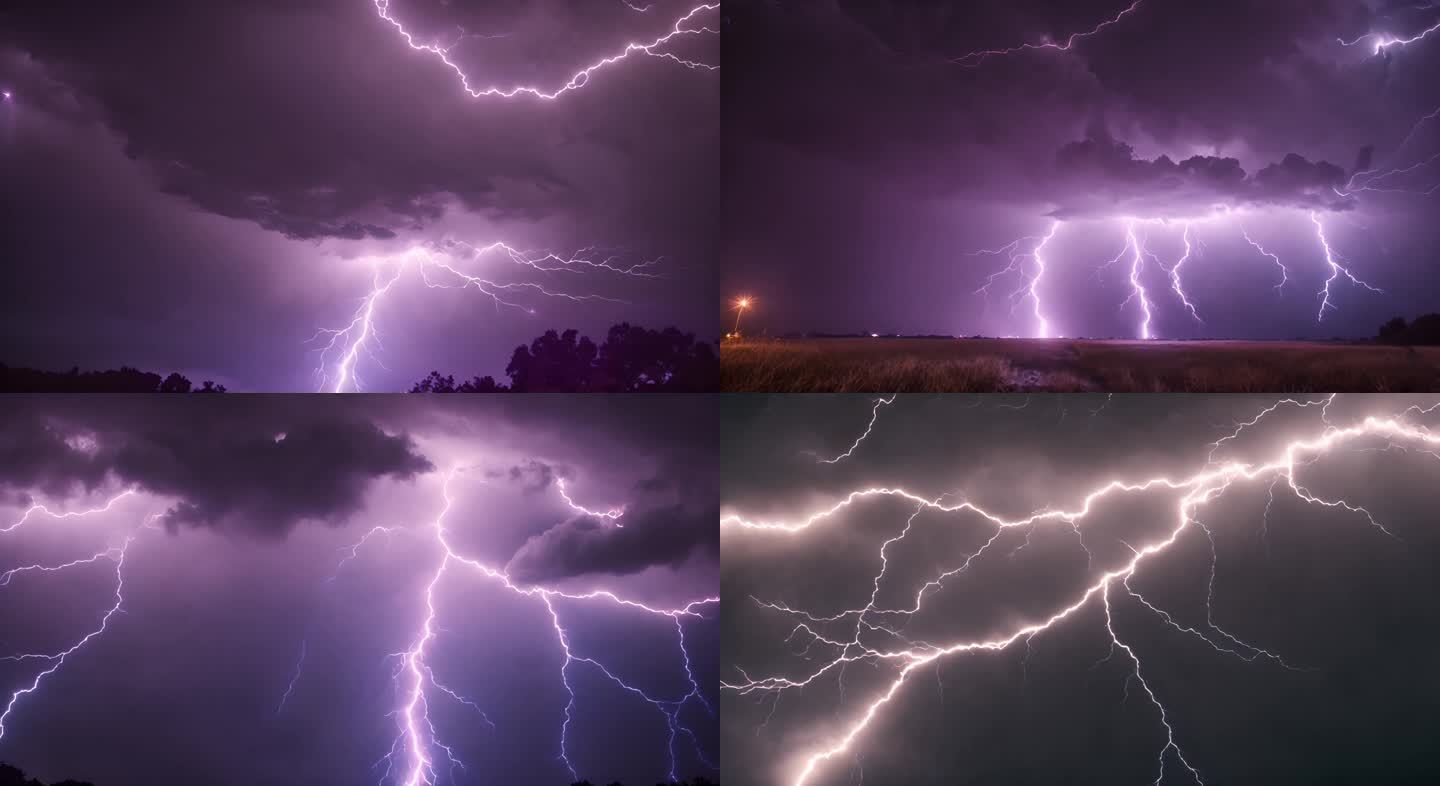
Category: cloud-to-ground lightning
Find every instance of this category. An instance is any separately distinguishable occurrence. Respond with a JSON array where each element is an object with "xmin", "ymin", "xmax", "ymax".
[
  {"xmin": 1121, "ymin": 221, "xmax": 1157, "ymax": 339},
  {"xmin": 376, "ymin": 467, "xmax": 717, "ymax": 785},
  {"xmin": 1309, "ymin": 211, "xmax": 1382, "ymax": 321},
  {"xmin": 951, "ymin": 0, "xmax": 1148, "ymax": 66},
  {"xmin": 722, "ymin": 396, "xmax": 1439, "ymax": 785},
  {"xmin": 974, "ymin": 210, "xmax": 1386, "ymax": 337},
  {"xmin": 312, "ymin": 242, "xmax": 657, "ymax": 392},
  {"xmin": 371, "ymin": 0, "xmax": 718, "ymax": 100},
  {"xmin": 971, "ymin": 222, "xmax": 1061, "ymax": 338}
]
